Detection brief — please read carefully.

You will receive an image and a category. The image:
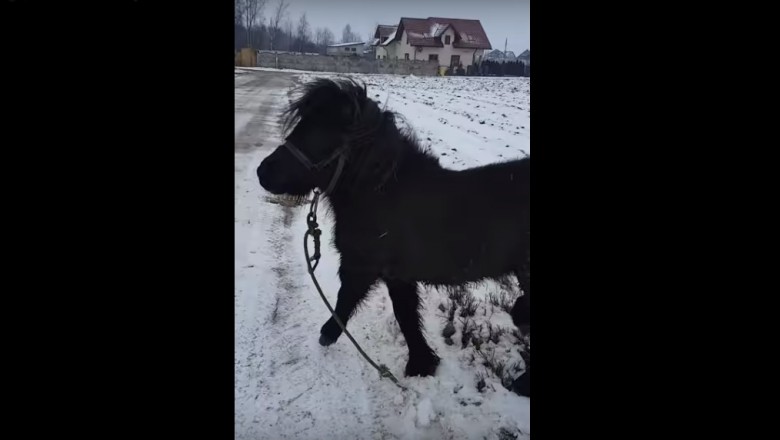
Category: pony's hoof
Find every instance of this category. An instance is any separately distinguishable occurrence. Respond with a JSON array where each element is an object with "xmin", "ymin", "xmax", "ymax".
[
  {"xmin": 319, "ymin": 319, "xmax": 342, "ymax": 346},
  {"xmin": 511, "ymin": 370, "xmax": 530, "ymax": 398},
  {"xmin": 319, "ymin": 334, "xmax": 336, "ymax": 346},
  {"xmin": 510, "ymin": 298, "xmax": 530, "ymax": 328},
  {"xmin": 405, "ymin": 353, "xmax": 440, "ymax": 377}
]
